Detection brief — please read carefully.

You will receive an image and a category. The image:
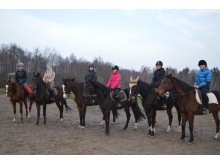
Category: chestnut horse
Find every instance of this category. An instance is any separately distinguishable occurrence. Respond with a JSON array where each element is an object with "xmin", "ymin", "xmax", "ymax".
[
  {"xmin": 156, "ymin": 74, "xmax": 220, "ymax": 142},
  {"xmin": 5, "ymin": 77, "xmax": 34, "ymax": 122}
]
